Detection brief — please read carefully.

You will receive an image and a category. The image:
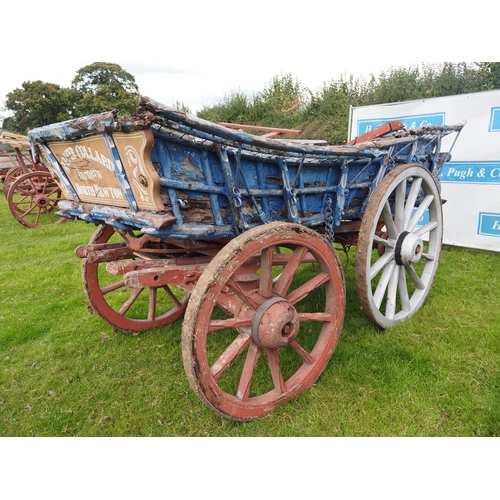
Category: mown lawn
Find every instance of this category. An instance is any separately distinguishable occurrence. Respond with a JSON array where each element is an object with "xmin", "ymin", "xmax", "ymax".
[{"xmin": 0, "ymin": 193, "xmax": 498, "ymax": 437}]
